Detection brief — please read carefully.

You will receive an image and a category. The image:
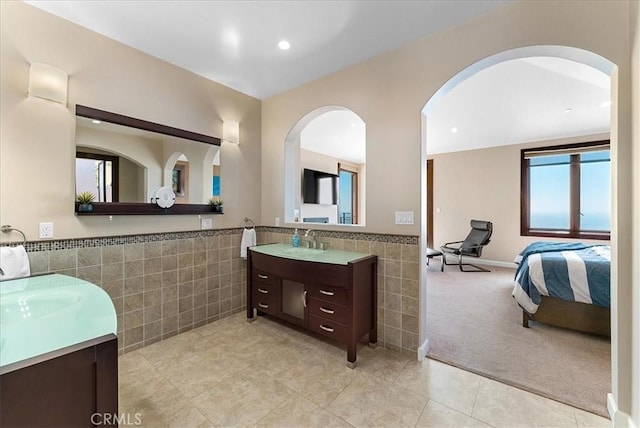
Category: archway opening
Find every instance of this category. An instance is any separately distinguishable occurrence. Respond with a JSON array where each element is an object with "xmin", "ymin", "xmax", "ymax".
[{"xmin": 418, "ymin": 45, "xmax": 617, "ymax": 416}]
